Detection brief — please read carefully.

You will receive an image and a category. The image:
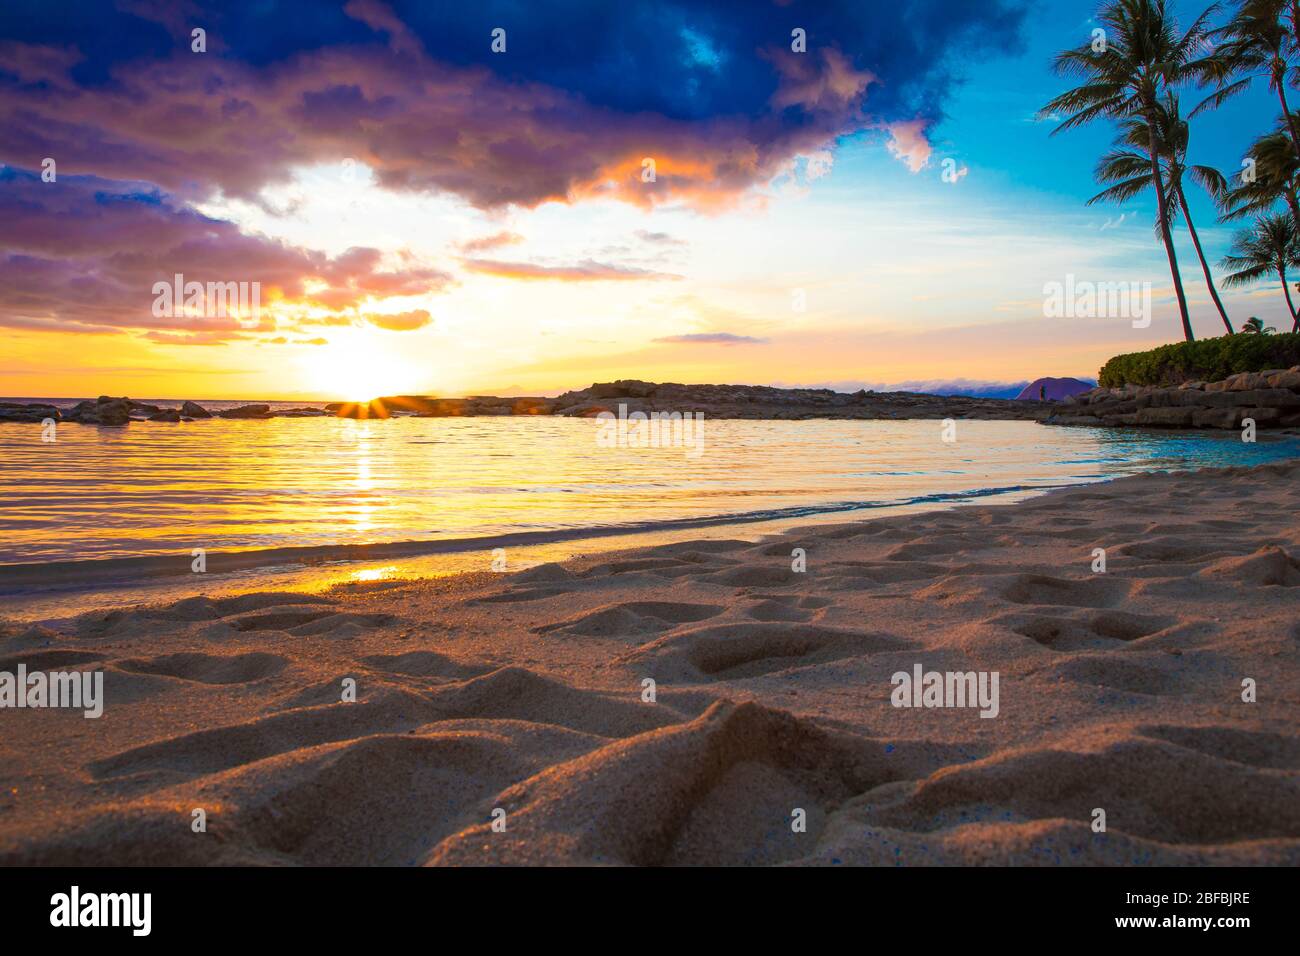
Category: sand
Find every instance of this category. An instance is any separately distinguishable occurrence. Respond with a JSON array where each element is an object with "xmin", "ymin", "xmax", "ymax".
[{"xmin": 1, "ymin": 460, "xmax": 1298, "ymax": 866}]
